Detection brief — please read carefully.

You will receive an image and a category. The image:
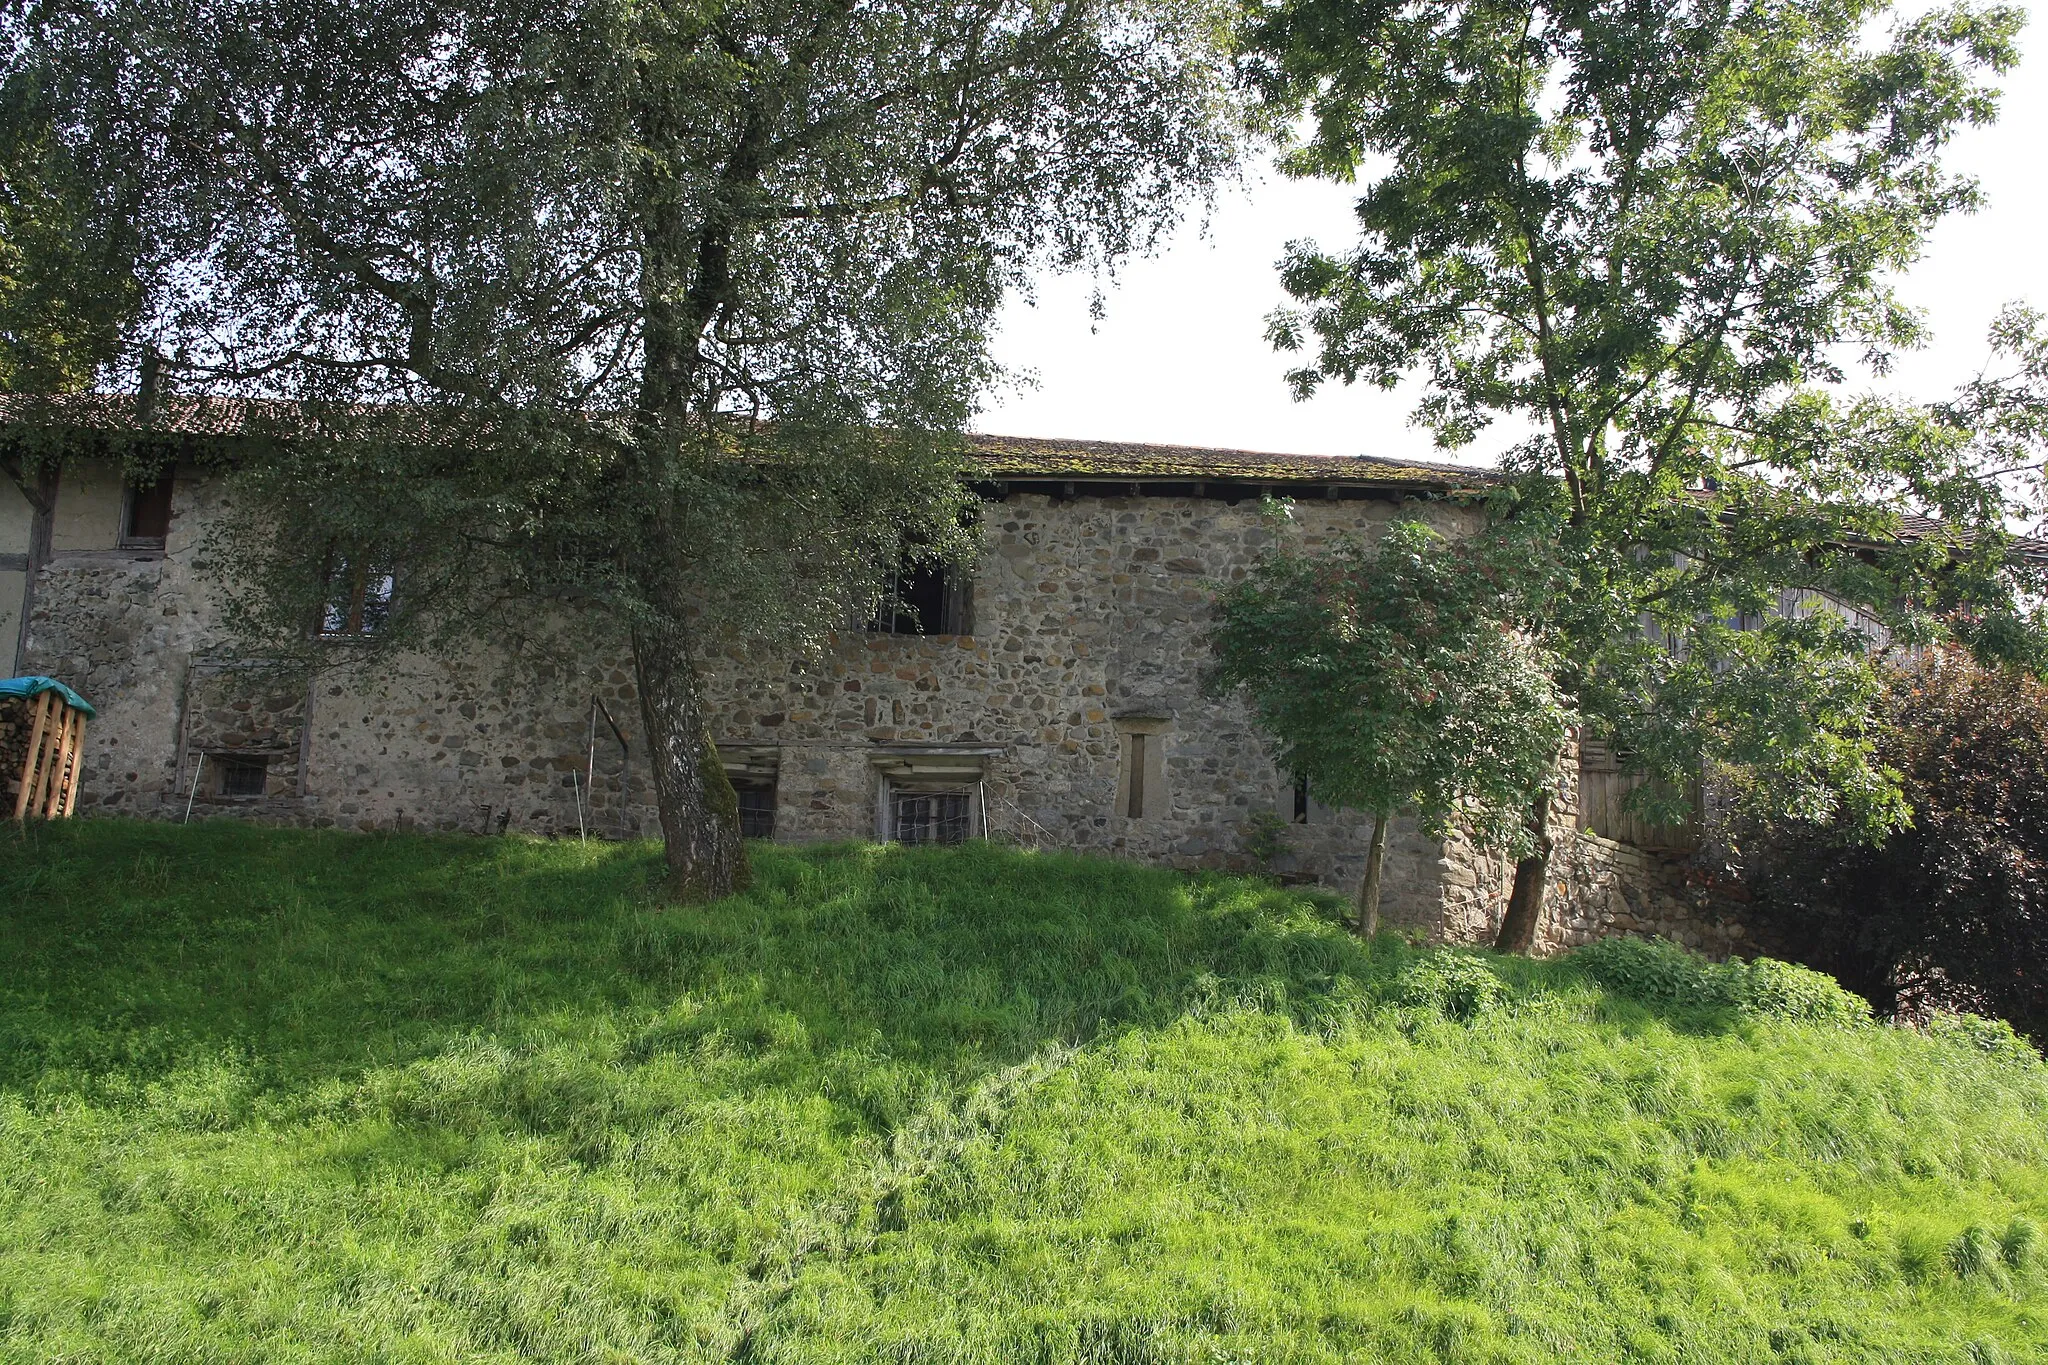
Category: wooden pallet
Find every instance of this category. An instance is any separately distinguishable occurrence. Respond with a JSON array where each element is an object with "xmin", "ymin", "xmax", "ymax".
[{"xmin": 8, "ymin": 690, "xmax": 88, "ymax": 820}]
